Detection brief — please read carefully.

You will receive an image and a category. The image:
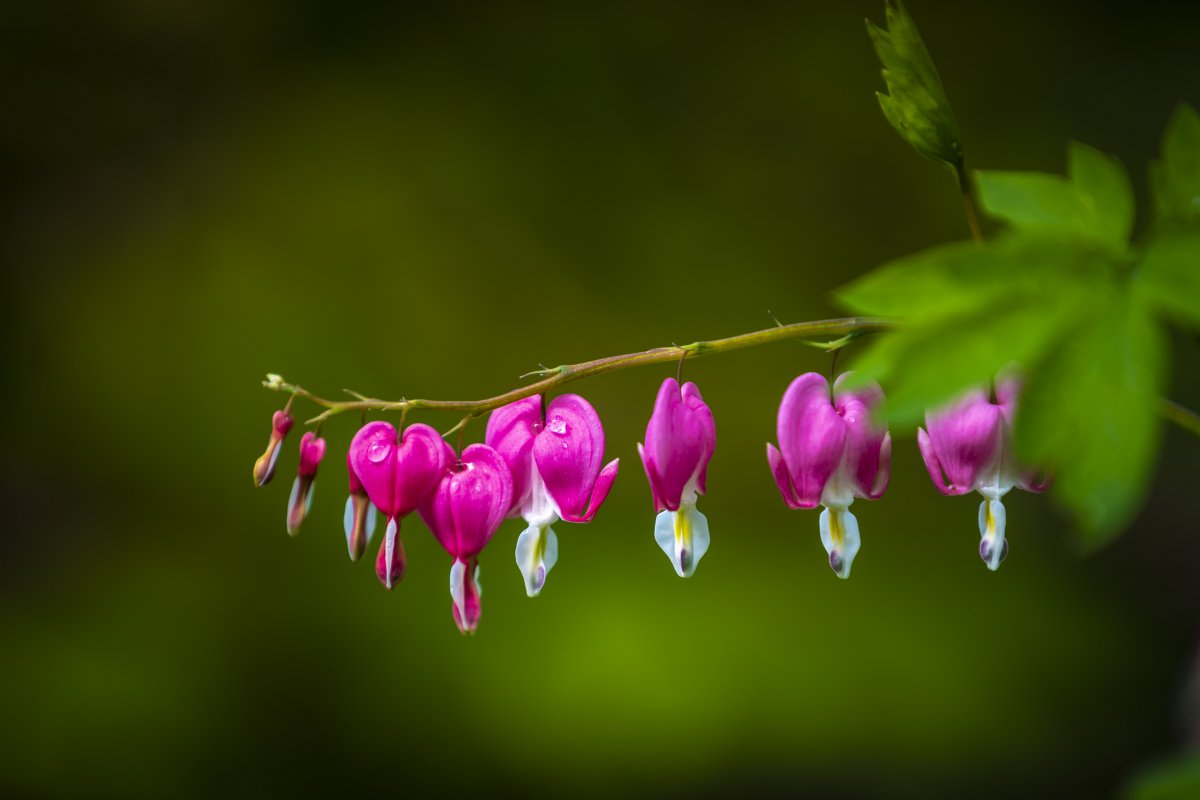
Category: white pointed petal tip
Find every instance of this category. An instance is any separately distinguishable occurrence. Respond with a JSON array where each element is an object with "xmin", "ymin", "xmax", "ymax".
[
  {"xmin": 515, "ymin": 525, "xmax": 559, "ymax": 597},
  {"xmin": 978, "ymin": 497, "xmax": 1009, "ymax": 571},
  {"xmin": 653, "ymin": 504, "xmax": 710, "ymax": 578},
  {"xmin": 819, "ymin": 506, "xmax": 861, "ymax": 579}
]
